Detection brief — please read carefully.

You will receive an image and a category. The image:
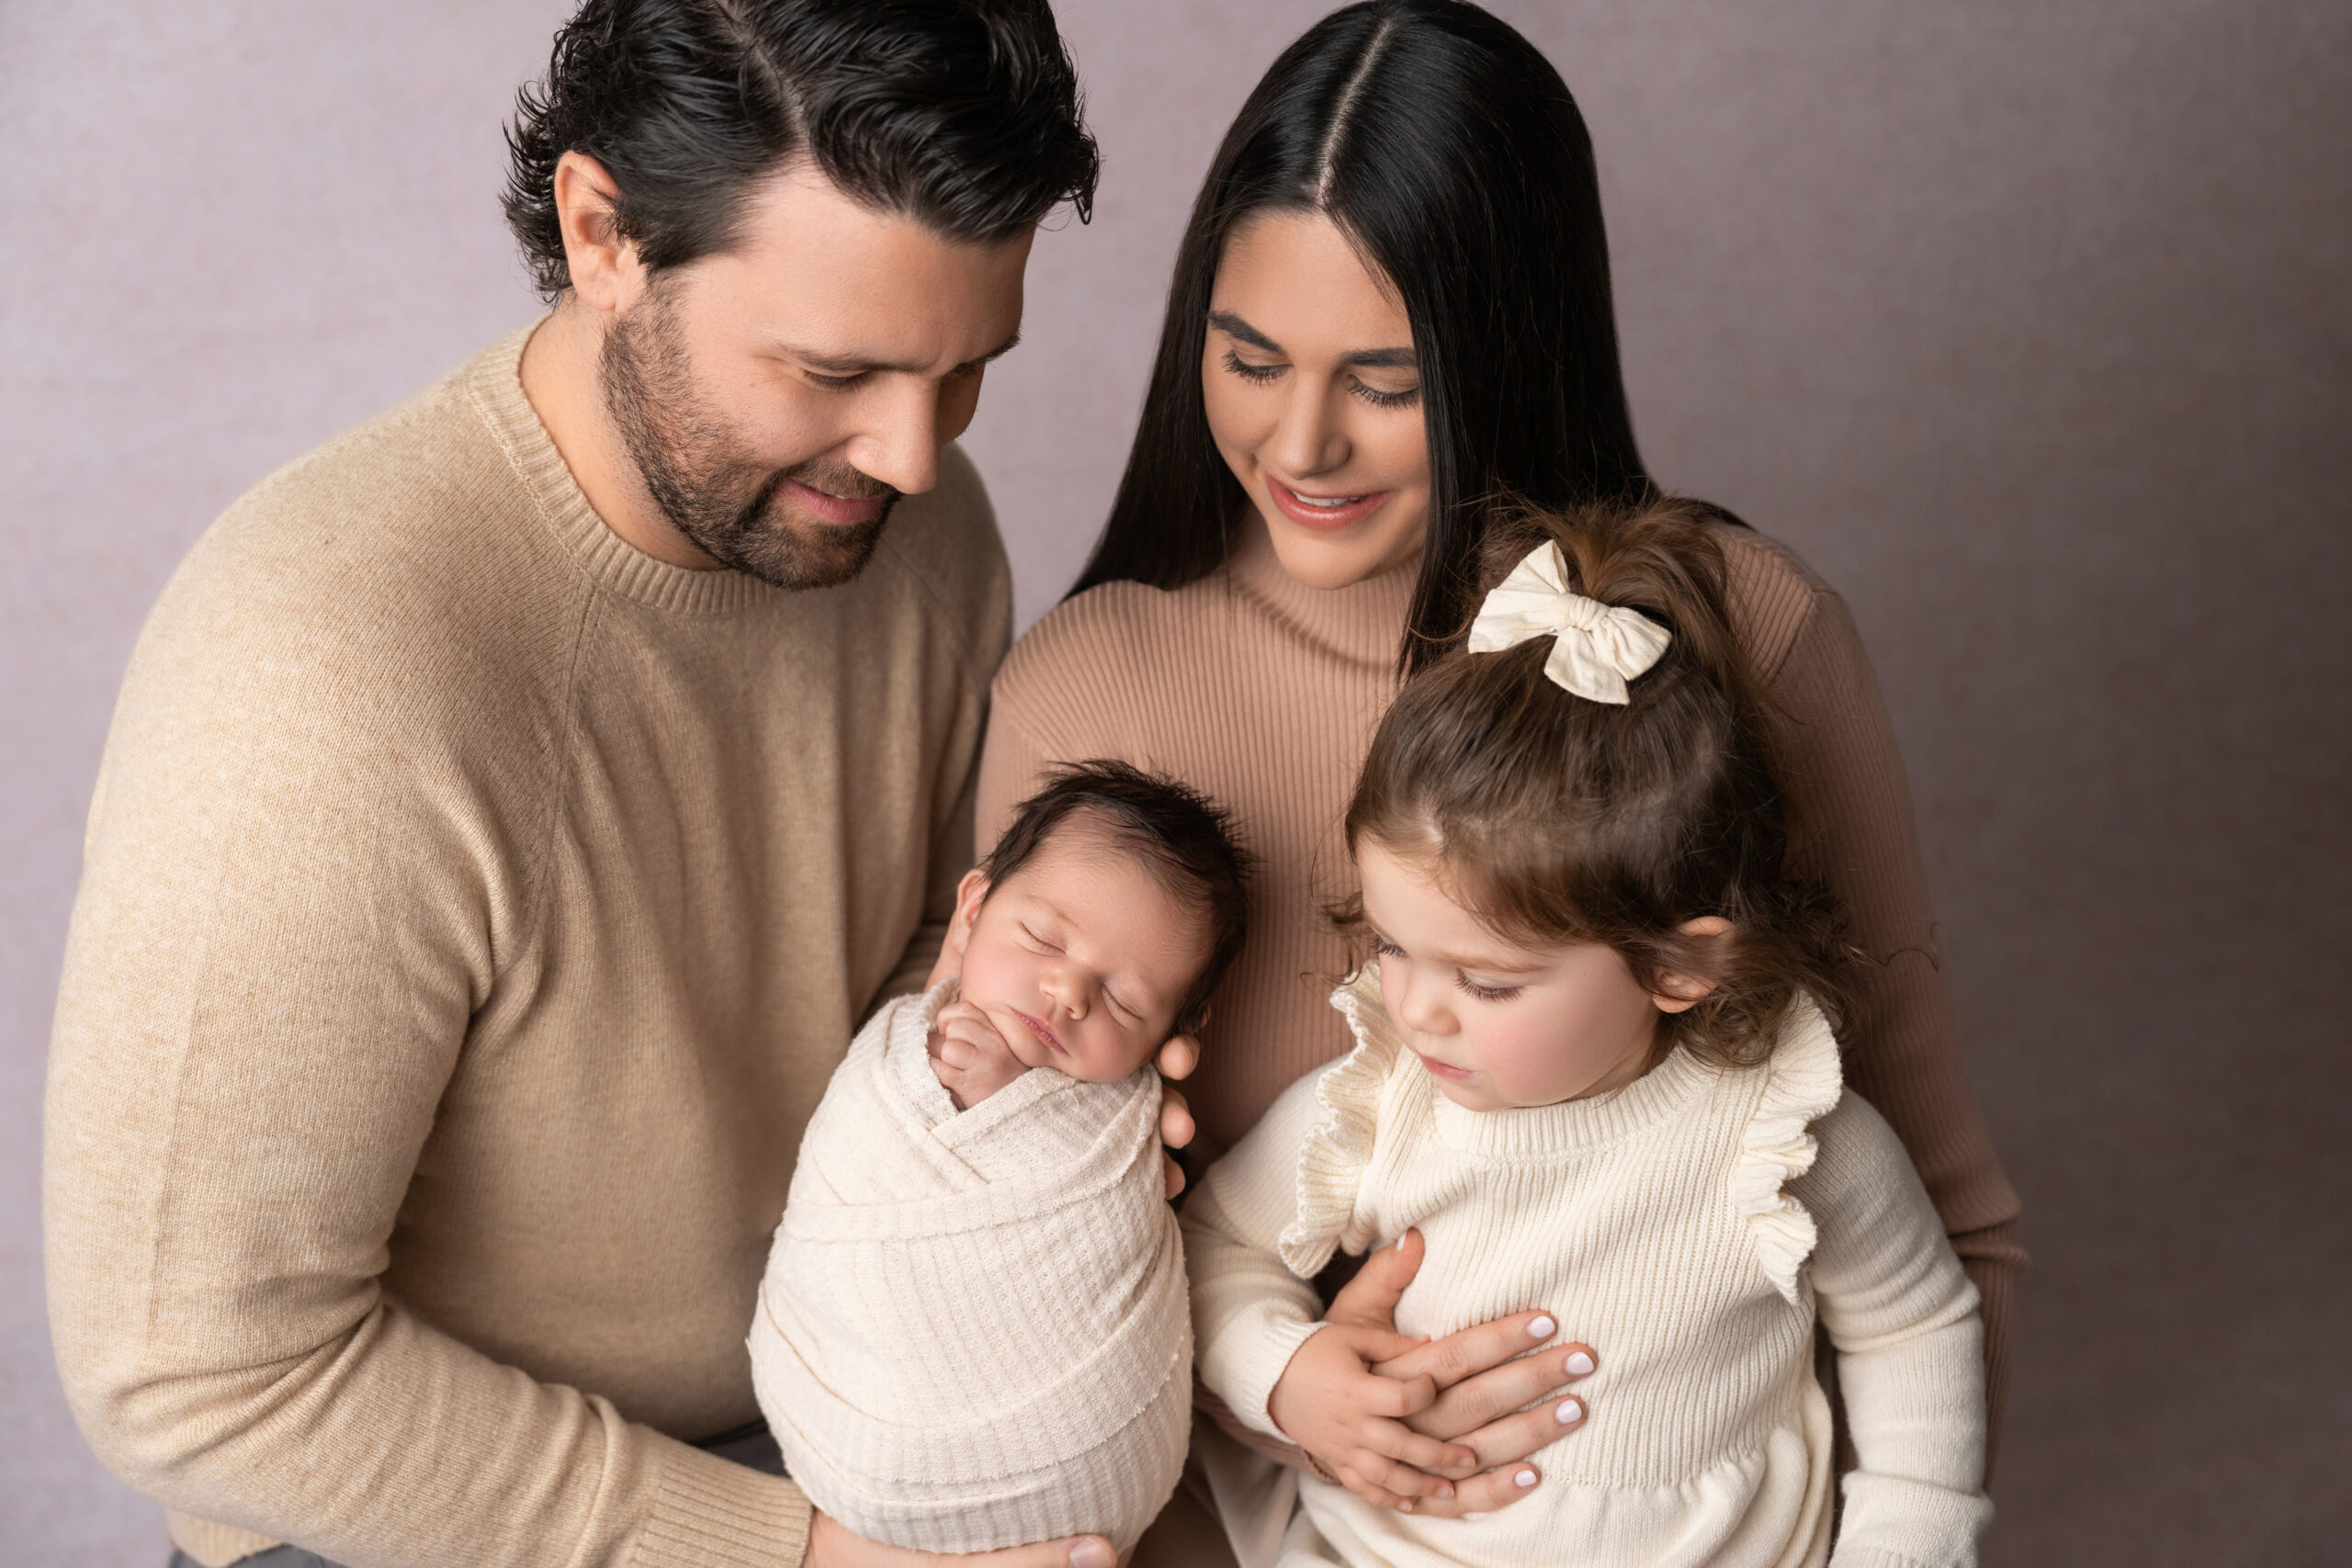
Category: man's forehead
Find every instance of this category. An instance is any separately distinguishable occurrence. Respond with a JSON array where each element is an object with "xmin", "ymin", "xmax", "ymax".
[{"xmin": 686, "ymin": 158, "xmax": 1032, "ymax": 373}]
